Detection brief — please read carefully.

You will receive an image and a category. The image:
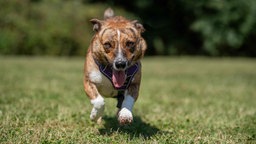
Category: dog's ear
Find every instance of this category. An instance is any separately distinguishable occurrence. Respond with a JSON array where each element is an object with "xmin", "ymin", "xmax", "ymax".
[
  {"xmin": 90, "ymin": 19, "xmax": 103, "ymax": 32},
  {"xmin": 132, "ymin": 20, "xmax": 145, "ymax": 33}
]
